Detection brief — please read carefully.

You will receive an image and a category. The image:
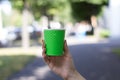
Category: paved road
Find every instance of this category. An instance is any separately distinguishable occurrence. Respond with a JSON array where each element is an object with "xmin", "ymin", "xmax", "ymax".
[{"xmin": 7, "ymin": 38, "xmax": 120, "ymax": 80}]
